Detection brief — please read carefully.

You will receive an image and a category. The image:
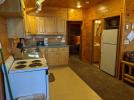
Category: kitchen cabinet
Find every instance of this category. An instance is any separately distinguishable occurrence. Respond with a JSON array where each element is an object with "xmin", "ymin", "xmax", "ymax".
[
  {"xmin": 25, "ymin": 16, "xmax": 66, "ymax": 35},
  {"xmin": 39, "ymin": 47, "xmax": 69, "ymax": 66},
  {"xmin": 0, "ymin": 0, "xmax": 22, "ymax": 16},
  {"xmin": 57, "ymin": 18, "xmax": 66, "ymax": 34},
  {"xmin": 7, "ymin": 17, "xmax": 25, "ymax": 38},
  {"xmin": 47, "ymin": 48, "xmax": 58, "ymax": 66},
  {"xmin": 26, "ymin": 15, "xmax": 37, "ymax": 34},
  {"xmin": 47, "ymin": 51, "xmax": 59, "ymax": 66},
  {"xmin": 36, "ymin": 17, "xmax": 45, "ymax": 34},
  {"xmin": 59, "ymin": 48, "xmax": 69, "ymax": 65},
  {"xmin": 45, "ymin": 17, "xmax": 57, "ymax": 34}
]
